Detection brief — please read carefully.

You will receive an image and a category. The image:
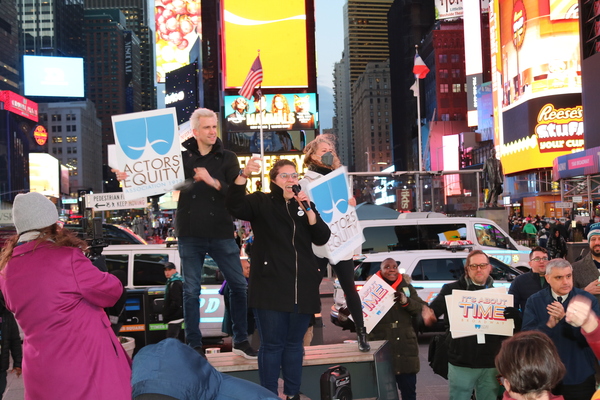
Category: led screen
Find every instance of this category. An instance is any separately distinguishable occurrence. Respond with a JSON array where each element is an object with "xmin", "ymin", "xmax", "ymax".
[
  {"xmin": 222, "ymin": 0, "xmax": 309, "ymax": 89},
  {"xmin": 29, "ymin": 153, "xmax": 60, "ymax": 198},
  {"xmin": 490, "ymin": 0, "xmax": 583, "ymax": 174},
  {"xmin": 23, "ymin": 56, "xmax": 85, "ymax": 98},
  {"xmin": 155, "ymin": 0, "xmax": 201, "ymax": 82}
]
